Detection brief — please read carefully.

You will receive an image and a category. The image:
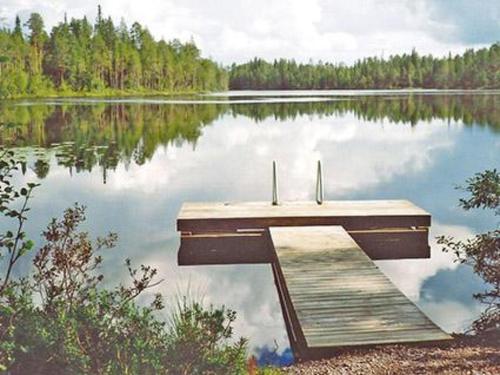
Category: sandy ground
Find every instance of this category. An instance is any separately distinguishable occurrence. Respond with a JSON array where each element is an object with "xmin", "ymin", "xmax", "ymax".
[{"xmin": 283, "ymin": 334, "xmax": 500, "ymax": 375}]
